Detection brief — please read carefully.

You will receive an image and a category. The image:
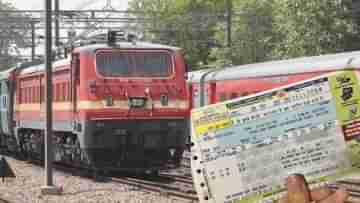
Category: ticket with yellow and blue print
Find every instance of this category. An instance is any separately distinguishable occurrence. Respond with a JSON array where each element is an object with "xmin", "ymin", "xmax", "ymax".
[{"xmin": 191, "ymin": 70, "xmax": 360, "ymax": 203}]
